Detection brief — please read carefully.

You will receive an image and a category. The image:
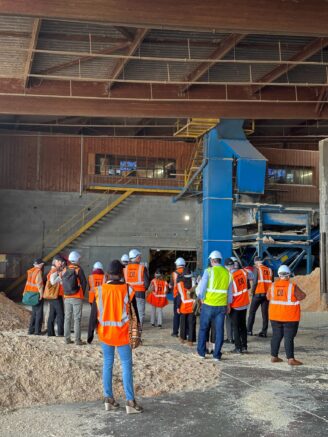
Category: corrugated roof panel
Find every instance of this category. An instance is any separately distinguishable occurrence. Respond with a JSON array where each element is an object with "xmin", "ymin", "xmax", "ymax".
[
  {"xmin": 41, "ymin": 20, "xmax": 123, "ymax": 38},
  {"xmin": 0, "ymin": 16, "xmax": 35, "ymax": 77}
]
